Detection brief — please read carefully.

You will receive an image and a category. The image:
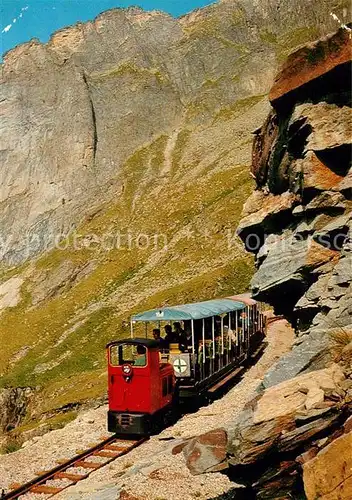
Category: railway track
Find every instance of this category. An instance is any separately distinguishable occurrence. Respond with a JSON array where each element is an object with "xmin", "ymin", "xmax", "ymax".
[{"xmin": 2, "ymin": 435, "xmax": 147, "ymax": 499}]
